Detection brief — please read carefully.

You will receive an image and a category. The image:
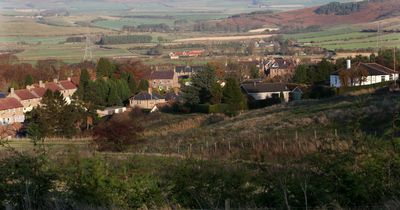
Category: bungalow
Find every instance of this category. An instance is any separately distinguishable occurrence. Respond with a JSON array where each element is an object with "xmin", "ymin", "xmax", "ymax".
[
  {"xmin": 129, "ymin": 91, "xmax": 166, "ymax": 110},
  {"xmin": 330, "ymin": 61, "xmax": 399, "ymax": 88},
  {"xmin": 0, "ymin": 98, "xmax": 25, "ymax": 125},
  {"xmin": 145, "ymin": 70, "xmax": 179, "ymax": 90},
  {"xmin": 241, "ymin": 82, "xmax": 291, "ymax": 102}
]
